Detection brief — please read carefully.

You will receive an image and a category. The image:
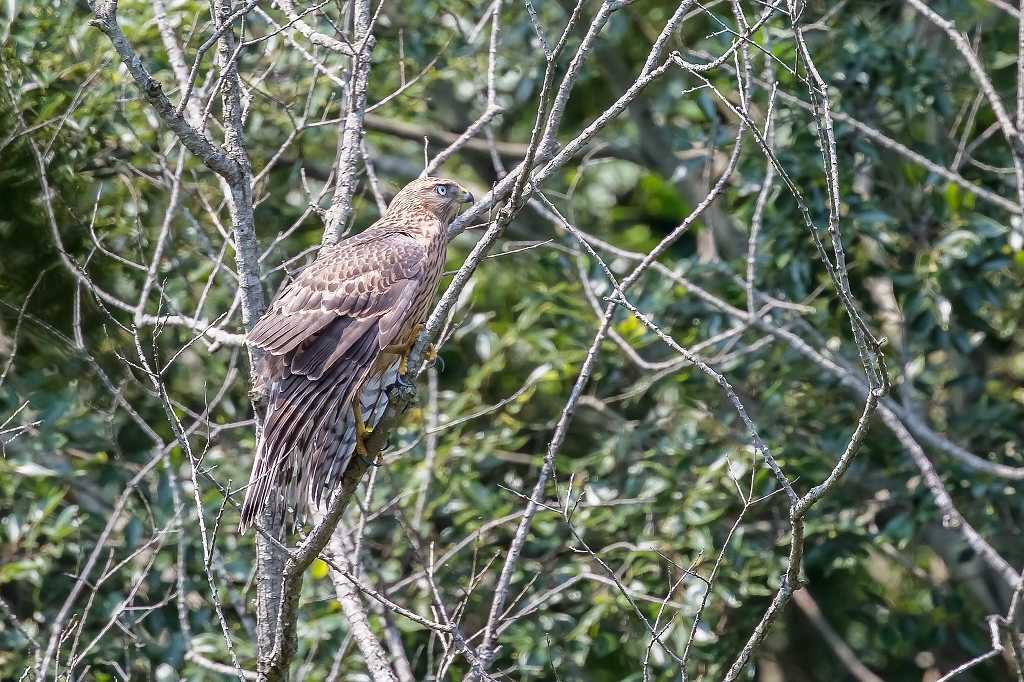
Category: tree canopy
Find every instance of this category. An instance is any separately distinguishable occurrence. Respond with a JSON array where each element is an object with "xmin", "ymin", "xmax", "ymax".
[{"xmin": 1, "ymin": 1, "xmax": 1023, "ymax": 680}]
